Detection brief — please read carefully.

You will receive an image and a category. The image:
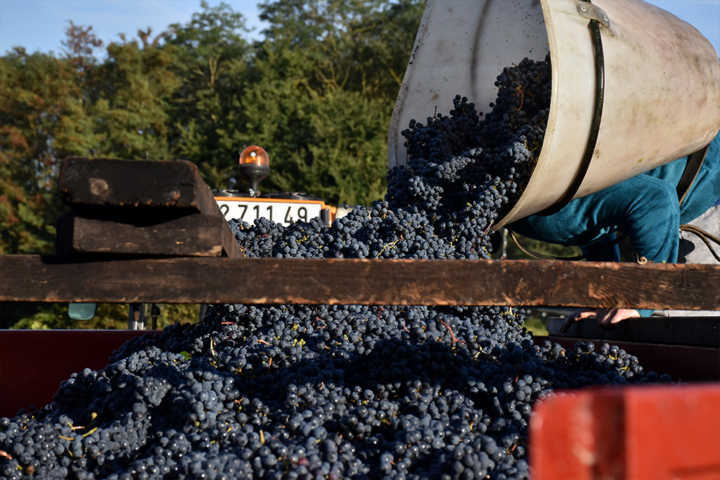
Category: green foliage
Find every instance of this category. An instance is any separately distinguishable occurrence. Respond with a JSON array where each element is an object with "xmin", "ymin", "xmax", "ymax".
[
  {"xmin": 240, "ymin": 0, "xmax": 422, "ymax": 204},
  {"xmin": 238, "ymin": 48, "xmax": 389, "ymax": 204},
  {"xmin": 90, "ymin": 37, "xmax": 179, "ymax": 160},
  {"xmin": 0, "ymin": 49, "xmax": 76, "ymax": 254},
  {"xmin": 0, "ymin": 0, "xmax": 424, "ymax": 329},
  {"xmin": 523, "ymin": 315, "xmax": 548, "ymax": 337},
  {"xmin": 153, "ymin": 304, "xmax": 203, "ymax": 329},
  {"xmin": 3, "ymin": 303, "xmax": 126, "ymax": 330},
  {"xmin": 163, "ymin": 1, "xmax": 252, "ymax": 188}
]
